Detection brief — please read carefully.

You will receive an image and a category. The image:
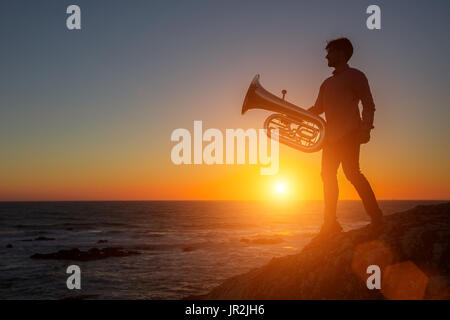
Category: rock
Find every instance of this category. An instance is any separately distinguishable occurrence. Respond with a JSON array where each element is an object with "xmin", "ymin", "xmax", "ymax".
[
  {"xmin": 60, "ymin": 294, "xmax": 100, "ymax": 300},
  {"xmin": 182, "ymin": 247, "xmax": 196, "ymax": 252},
  {"xmin": 189, "ymin": 202, "xmax": 450, "ymax": 300},
  {"xmin": 97, "ymin": 239, "xmax": 108, "ymax": 244},
  {"xmin": 240, "ymin": 237, "xmax": 285, "ymax": 245},
  {"xmin": 34, "ymin": 236, "xmax": 55, "ymax": 241},
  {"xmin": 6, "ymin": 244, "xmax": 13, "ymax": 248},
  {"xmin": 20, "ymin": 236, "xmax": 56, "ymax": 242},
  {"xmin": 30, "ymin": 247, "xmax": 141, "ymax": 261}
]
